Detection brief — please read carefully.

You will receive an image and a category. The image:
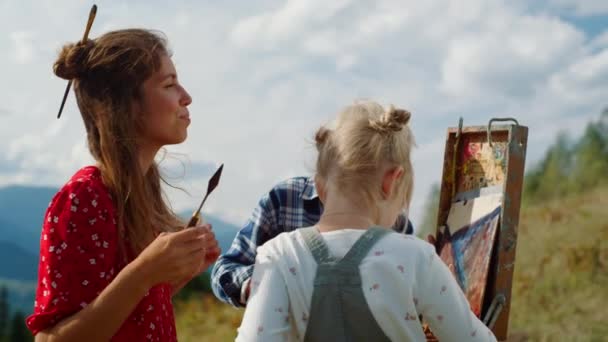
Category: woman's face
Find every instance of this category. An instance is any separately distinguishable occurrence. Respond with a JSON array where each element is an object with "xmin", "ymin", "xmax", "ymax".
[{"xmin": 138, "ymin": 54, "xmax": 192, "ymax": 149}]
